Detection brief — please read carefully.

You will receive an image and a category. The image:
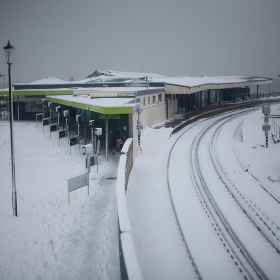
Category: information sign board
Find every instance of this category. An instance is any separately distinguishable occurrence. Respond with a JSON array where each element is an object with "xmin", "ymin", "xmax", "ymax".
[
  {"xmin": 68, "ymin": 173, "xmax": 89, "ymax": 204},
  {"xmin": 262, "ymin": 125, "xmax": 271, "ymax": 131}
]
